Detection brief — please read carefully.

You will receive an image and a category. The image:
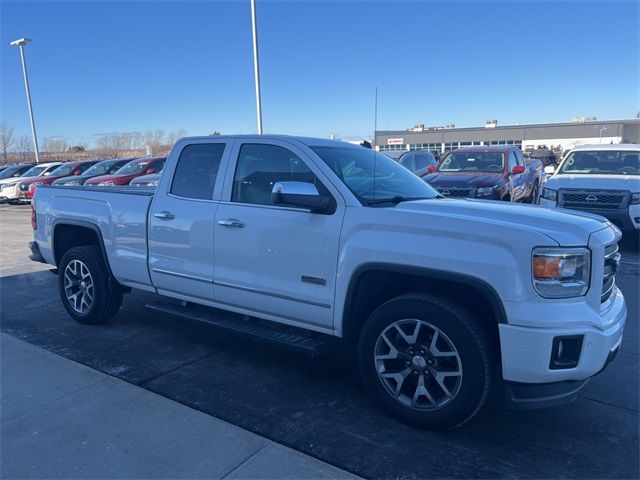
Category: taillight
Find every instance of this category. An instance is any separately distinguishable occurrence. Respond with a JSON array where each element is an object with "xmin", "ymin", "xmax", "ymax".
[{"xmin": 31, "ymin": 200, "xmax": 37, "ymax": 230}]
